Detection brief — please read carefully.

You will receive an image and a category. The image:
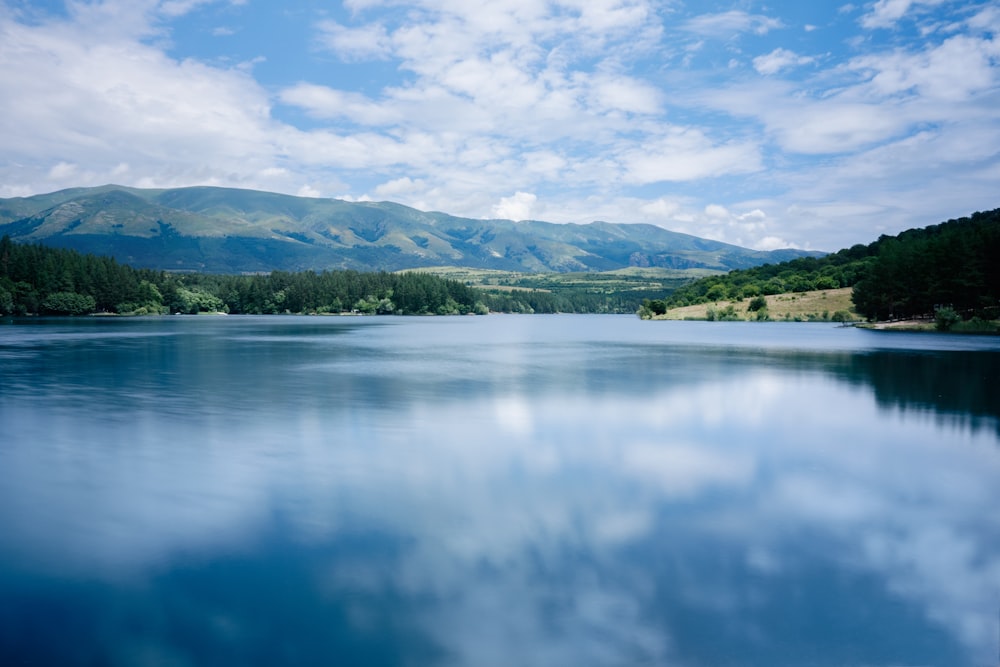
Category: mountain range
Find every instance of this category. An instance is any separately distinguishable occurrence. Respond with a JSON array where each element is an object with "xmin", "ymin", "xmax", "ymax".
[{"xmin": 0, "ymin": 185, "xmax": 821, "ymax": 273}]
